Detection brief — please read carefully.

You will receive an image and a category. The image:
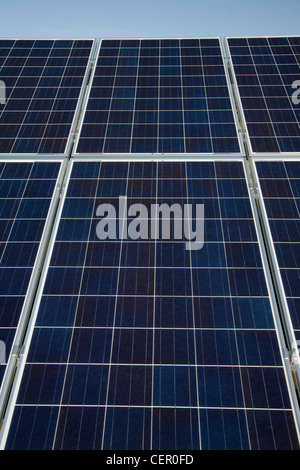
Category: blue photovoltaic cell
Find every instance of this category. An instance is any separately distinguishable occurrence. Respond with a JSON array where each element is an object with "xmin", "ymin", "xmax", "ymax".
[
  {"xmin": 4, "ymin": 160, "xmax": 299, "ymax": 450},
  {"xmin": 227, "ymin": 36, "xmax": 300, "ymax": 154},
  {"xmin": 75, "ymin": 39, "xmax": 242, "ymax": 155},
  {"xmin": 0, "ymin": 39, "xmax": 93, "ymax": 155},
  {"xmin": 255, "ymin": 160, "xmax": 300, "ymax": 343},
  {"xmin": 0, "ymin": 160, "xmax": 61, "ymax": 389}
]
